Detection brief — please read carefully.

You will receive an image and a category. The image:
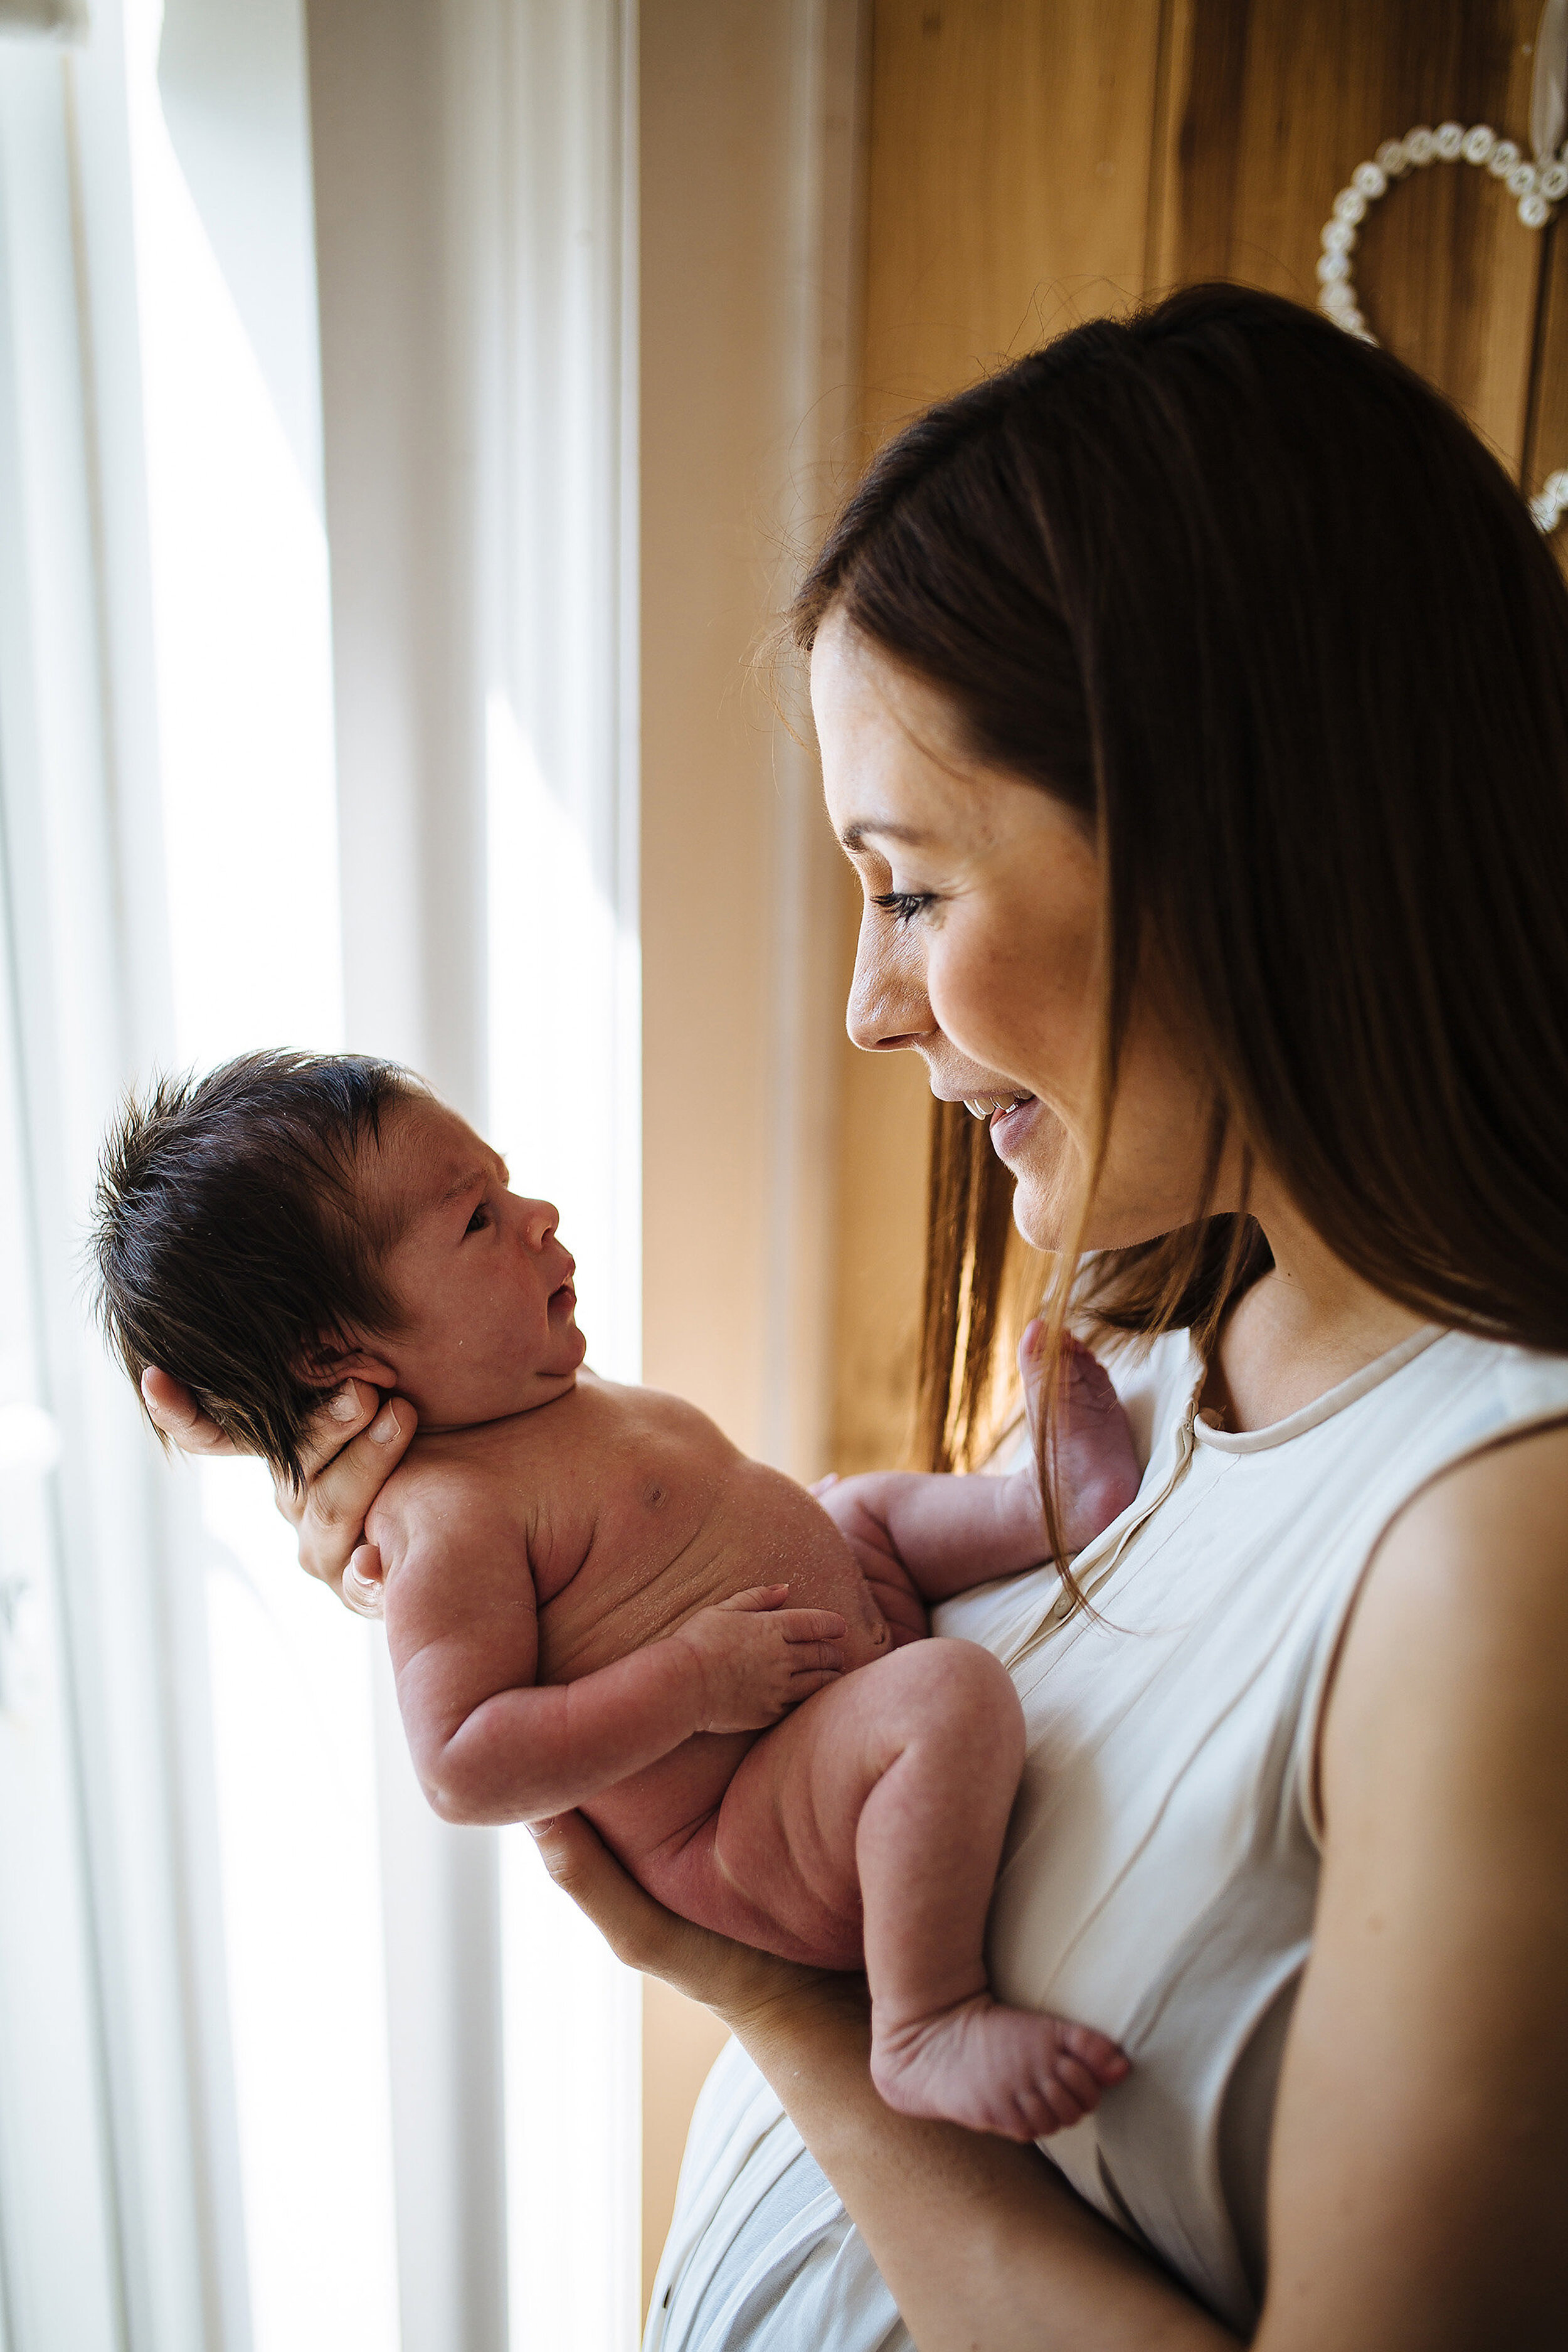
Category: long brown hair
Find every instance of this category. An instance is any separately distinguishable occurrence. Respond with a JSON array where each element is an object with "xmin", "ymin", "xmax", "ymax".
[{"xmin": 793, "ymin": 285, "xmax": 1568, "ymax": 1566}]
